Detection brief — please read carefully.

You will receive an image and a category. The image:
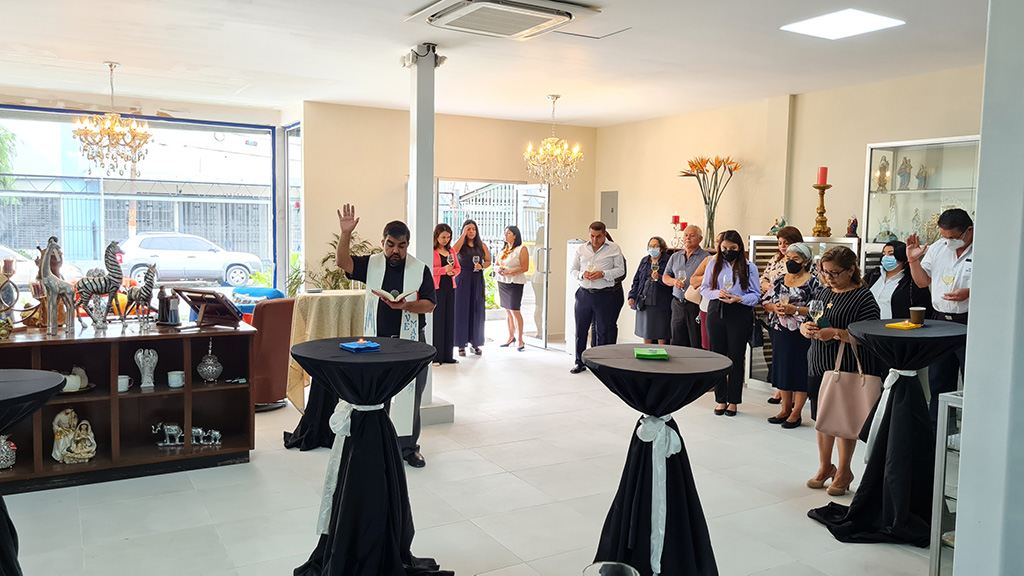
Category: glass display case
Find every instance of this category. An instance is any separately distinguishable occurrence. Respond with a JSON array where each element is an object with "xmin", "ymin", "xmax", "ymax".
[
  {"xmin": 931, "ymin": 391, "xmax": 963, "ymax": 576},
  {"xmin": 862, "ymin": 136, "xmax": 979, "ymax": 269}
]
